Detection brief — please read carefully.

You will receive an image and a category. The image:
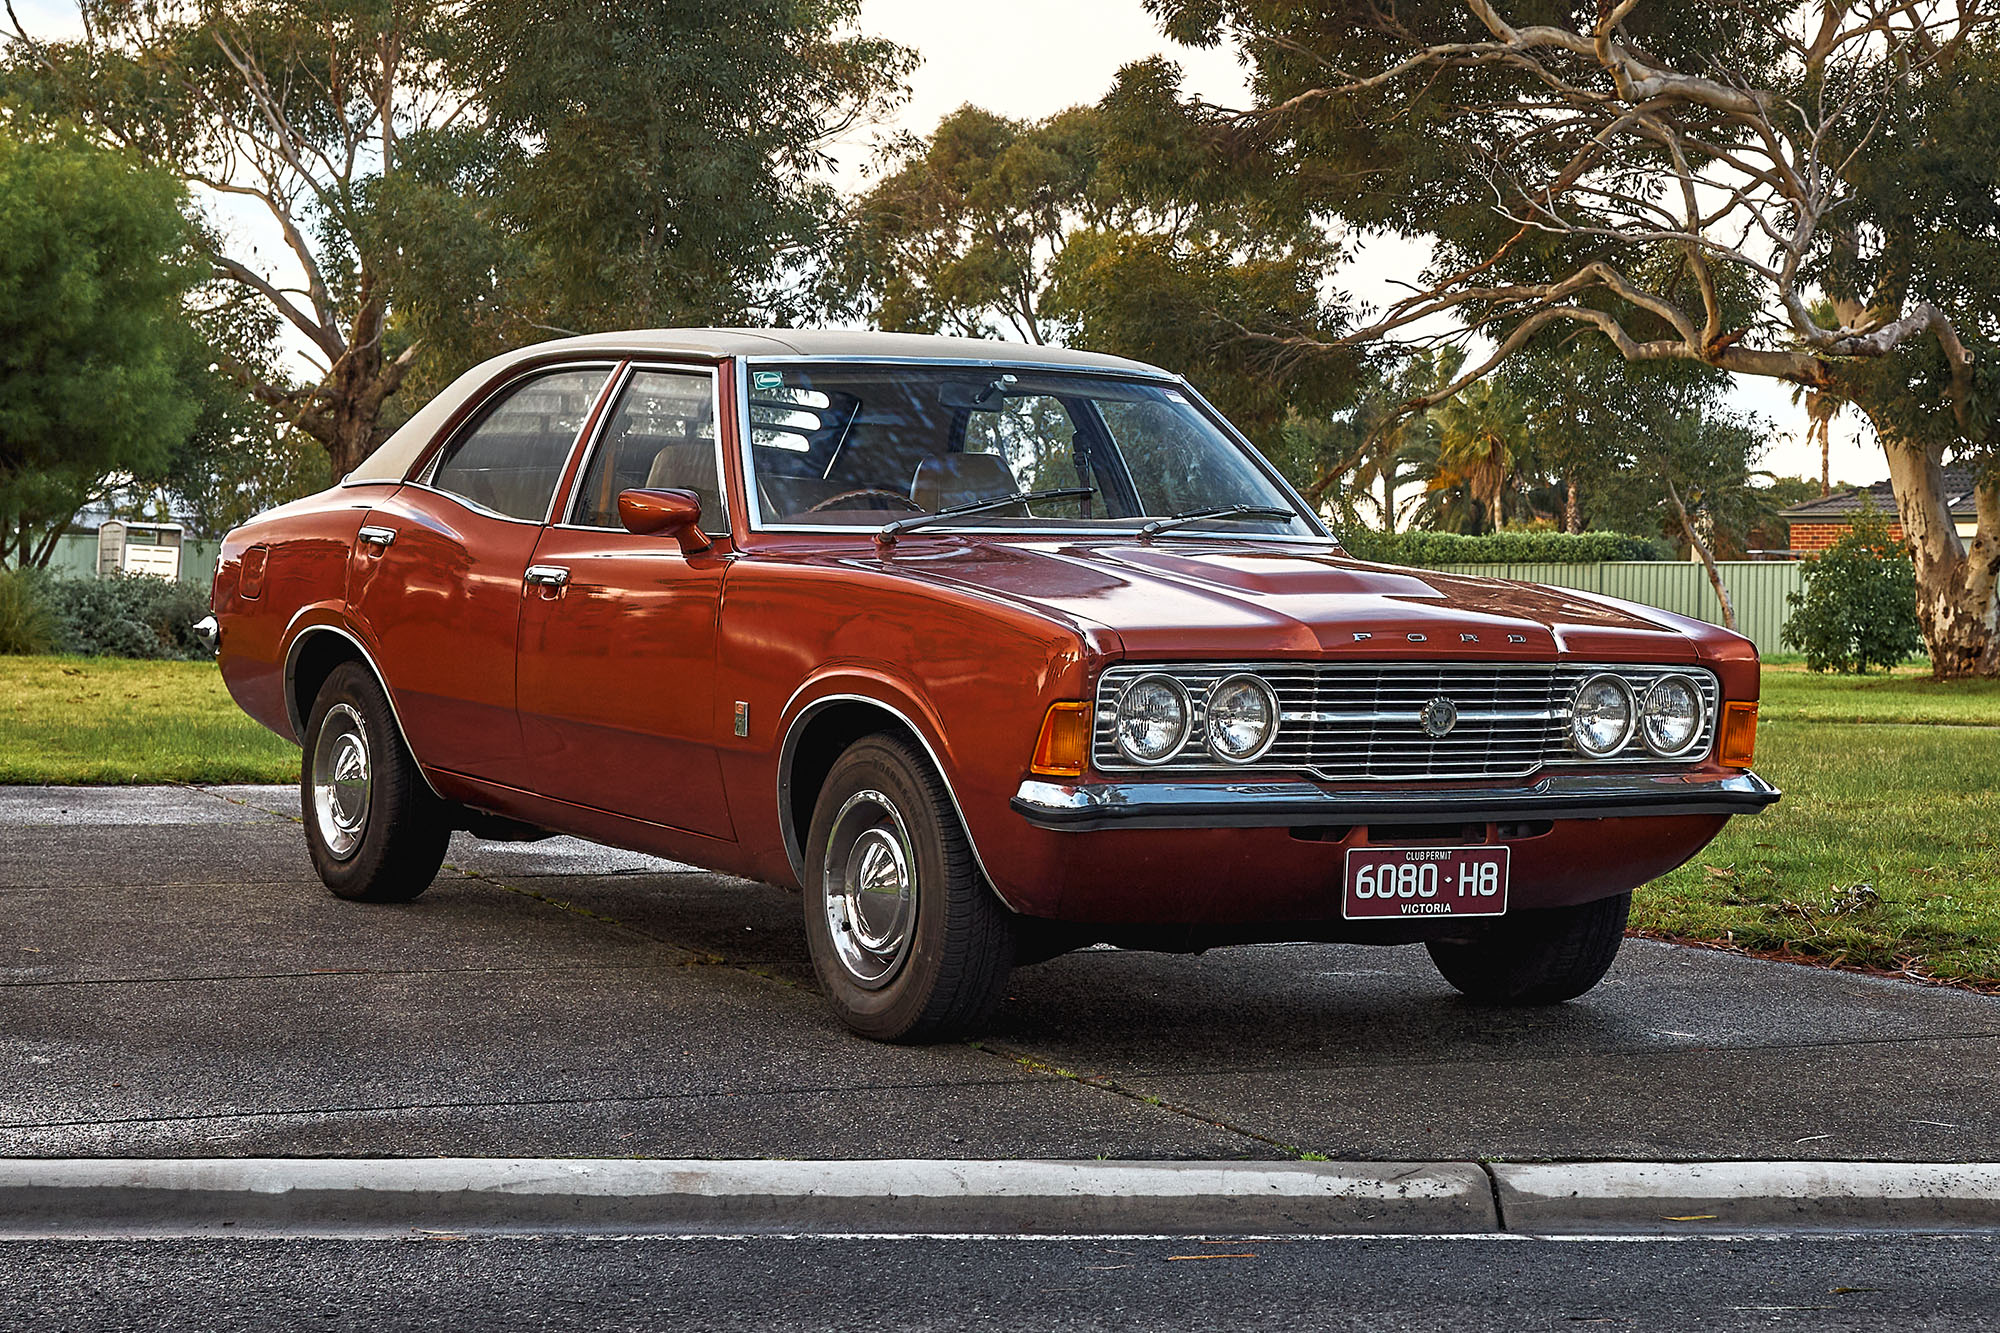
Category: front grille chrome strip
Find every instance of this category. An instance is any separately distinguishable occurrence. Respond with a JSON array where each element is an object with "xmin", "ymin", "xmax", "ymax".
[{"xmin": 1092, "ymin": 662, "xmax": 1720, "ymax": 782}]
